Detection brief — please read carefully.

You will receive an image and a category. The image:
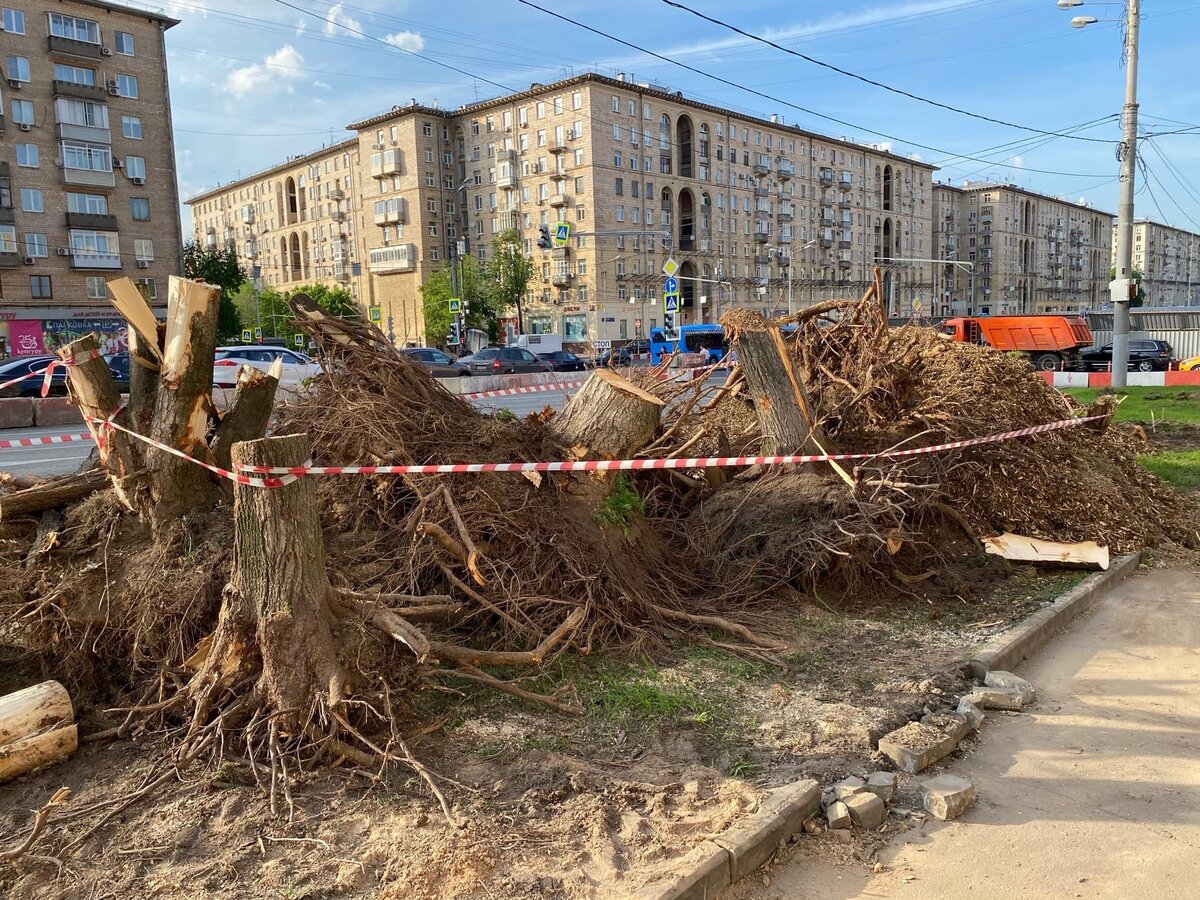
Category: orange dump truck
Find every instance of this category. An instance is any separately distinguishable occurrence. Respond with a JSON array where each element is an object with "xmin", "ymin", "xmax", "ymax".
[{"xmin": 940, "ymin": 316, "xmax": 1094, "ymax": 371}]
